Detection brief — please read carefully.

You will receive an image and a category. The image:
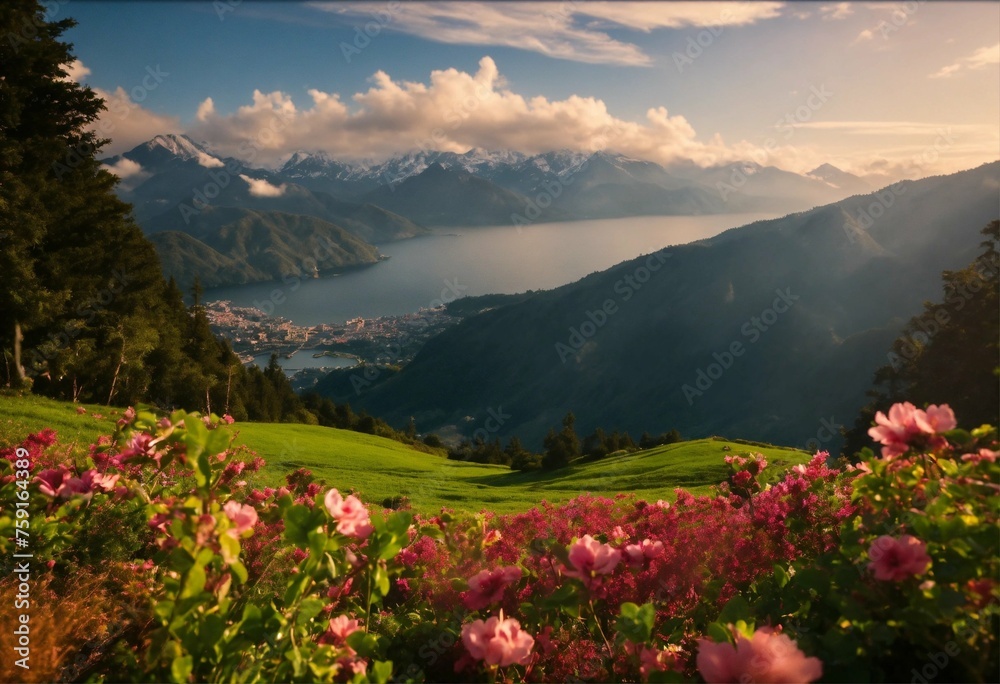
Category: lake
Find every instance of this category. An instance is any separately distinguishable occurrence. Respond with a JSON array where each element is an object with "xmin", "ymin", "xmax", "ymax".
[
  {"xmin": 250, "ymin": 350, "xmax": 357, "ymax": 372},
  {"xmin": 207, "ymin": 213, "xmax": 777, "ymax": 326}
]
